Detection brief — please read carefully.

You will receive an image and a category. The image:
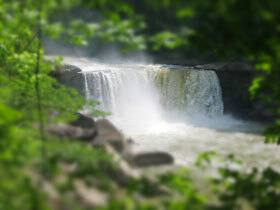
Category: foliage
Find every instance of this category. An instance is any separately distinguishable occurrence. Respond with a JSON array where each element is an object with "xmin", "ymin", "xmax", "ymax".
[
  {"xmin": 195, "ymin": 152, "xmax": 280, "ymax": 210},
  {"xmin": 150, "ymin": 31, "xmax": 188, "ymax": 51},
  {"xmin": 1, "ymin": 0, "xmax": 280, "ymax": 209},
  {"xmin": 0, "ymin": 0, "xmax": 106, "ymax": 209},
  {"xmin": 0, "ymin": 166, "xmax": 48, "ymax": 210},
  {"xmin": 0, "ymin": 0, "xmax": 86, "ymax": 126},
  {"xmin": 212, "ymin": 167, "xmax": 280, "ymax": 210},
  {"xmin": 0, "ymin": 1, "xmax": 205, "ymax": 209},
  {"xmin": 0, "ymin": 137, "xmax": 208, "ymax": 210}
]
